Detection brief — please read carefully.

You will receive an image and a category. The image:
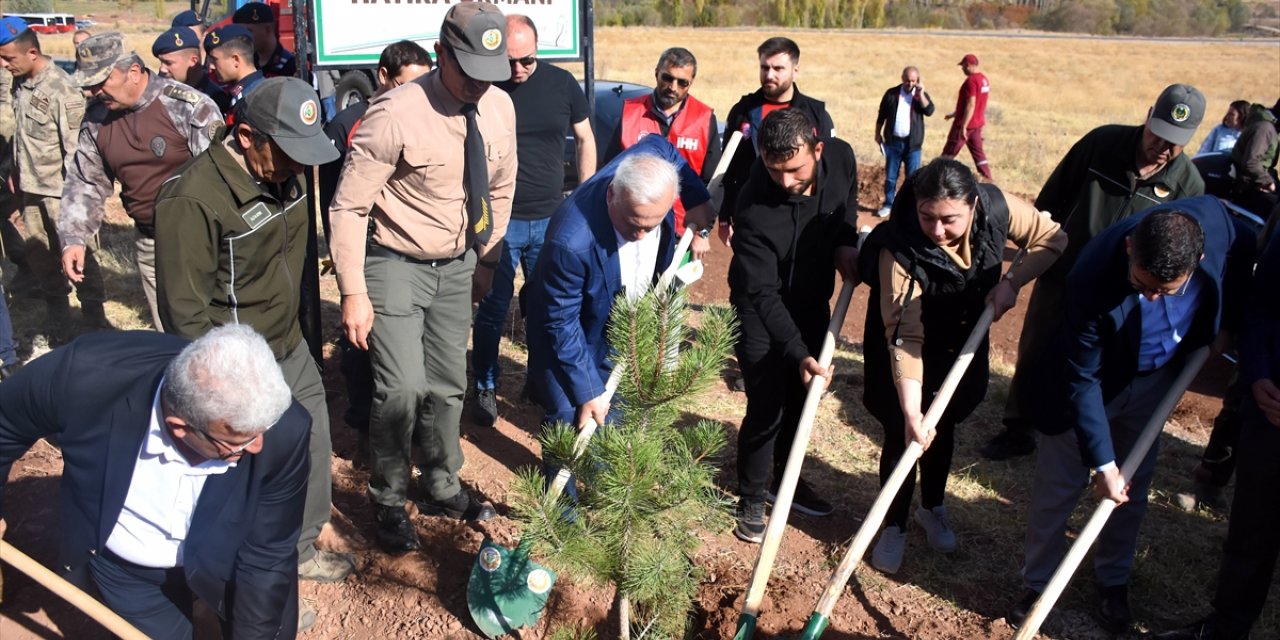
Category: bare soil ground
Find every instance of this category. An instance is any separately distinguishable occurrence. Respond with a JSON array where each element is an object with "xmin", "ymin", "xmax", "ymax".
[{"xmin": 2, "ymin": 163, "xmax": 1268, "ymax": 640}]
